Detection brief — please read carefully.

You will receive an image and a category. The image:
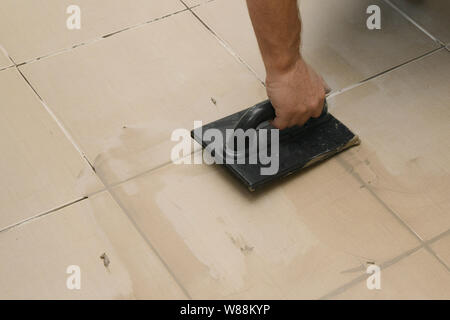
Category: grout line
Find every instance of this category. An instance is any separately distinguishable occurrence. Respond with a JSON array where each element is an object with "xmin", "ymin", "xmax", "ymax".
[
  {"xmin": 87, "ymin": 161, "xmax": 175, "ymax": 198},
  {"xmin": 327, "ymin": 82, "xmax": 367, "ymax": 100},
  {"xmin": 336, "ymin": 154, "xmax": 450, "ymax": 275},
  {"xmin": 80, "ymin": 148, "xmax": 206, "ymax": 217},
  {"xmin": 428, "ymin": 230, "xmax": 450, "ymax": 271},
  {"xmin": 320, "ymin": 245, "xmax": 423, "ymax": 299},
  {"xmin": 84, "ymin": 164, "xmax": 170, "ymax": 199},
  {"xmin": 86, "ymin": 149, "xmax": 204, "ymax": 203},
  {"xmin": 96, "ymin": 176, "xmax": 193, "ymax": 299},
  {"xmin": 1, "ymin": 0, "xmax": 213, "ymax": 238},
  {"xmin": 0, "ymin": 179, "xmax": 193, "ymax": 298},
  {"xmin": 1, "ymin": 66, "xmax": 100, "ymax": 236},
  {"xmin": 329, "ymin": 46, "xmax": 450, "ymax": 273},
  {"xmin": 337, "ymin": 155, "xmax": 432, "ymax": 244},
  {"xmin": 14, "ymin": 8, "xmax": 191, "ymax": 67},
  {"xmin": 327, "ymin": 47, "xmax": 444, "ymax": 100},
  {"xmin": 12, "ymin": 5, "xmax": 205, "ymax": 190},
  {"xmin": 89, "ymin": 139, "xmax": 449, "ymax": 298},
  {"xmin": 357, "ymin": 47, "xmax": 444, "ymax": 83},
  {"xmin": 427, "ymin": 228, "xmax": 450, "ymax": 245},
  {"xmin": 0, "ymin": 65, "xmax": 15, "ymax": 72},
  {"xmin": 16, "ymin": 68, "xmax": 93, "ymax": 168},
  {"xmin": 382, "ymin": 0, "xmax": 444, "ymax": 46},
  {"xmin": 183, "ymin": 0, "xmax": 443, "ymax": 100},
  {"xmin": 336, "ymin": 157, "xmax": 424, "ymax": 240},
  {"xmin": 92, "ymin": 148, "xmax": 204, "ymax": 196},
  {"xmin": 13, "ymin": 80, "xmax": 193, "ymax": 301},
  {"xmin": 12, "ymin": 86, "xmax": 193, "ymax": 299},
  {"xmin": 10, "ymin": 31, "xmax": 192, "ymax": 298},
  {"xmin": 4, "ymin": 0, "xmax": 446, "ymax": 298},
  {"xmin": 16, "ymin": 39, "xmax": 102, "ymax": 67},
  {"xmin": 0, "ymin": 197, "xmax": 88, "ymax": 234},
  {"xmin": 317, "ymin": 42, "xmax": 449, "ymax": 297},
  {"xmin": 179, "ymin": 0, "xmax": 265, "ymax": 85},
  {"xmin": 425, "ymin": 246, "xmax": 450, "ymax": 272},
  {"xmin": 320, "ymin": 228, "xmax": 450, "ymax": 299}
]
